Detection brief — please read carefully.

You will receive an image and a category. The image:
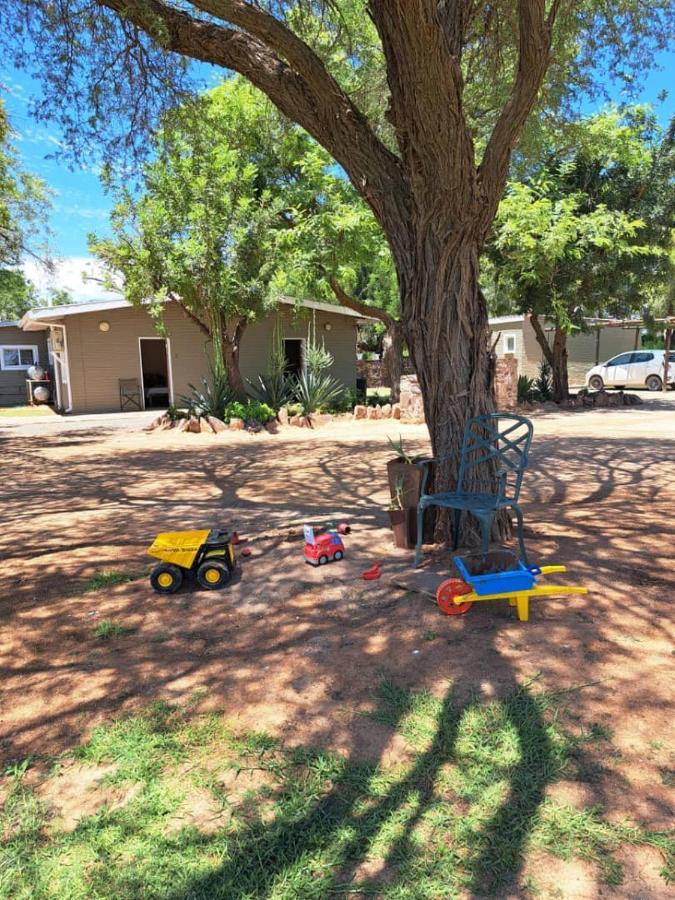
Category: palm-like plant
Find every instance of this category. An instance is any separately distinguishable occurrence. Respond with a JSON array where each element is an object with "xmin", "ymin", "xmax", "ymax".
[
  {"xmin": 294, "ymin": 371, "xmax": 345, "ymax": 417},
  {"xmin": 179, "ymin": 371, "xmax": 234, "ymax": 419}
]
